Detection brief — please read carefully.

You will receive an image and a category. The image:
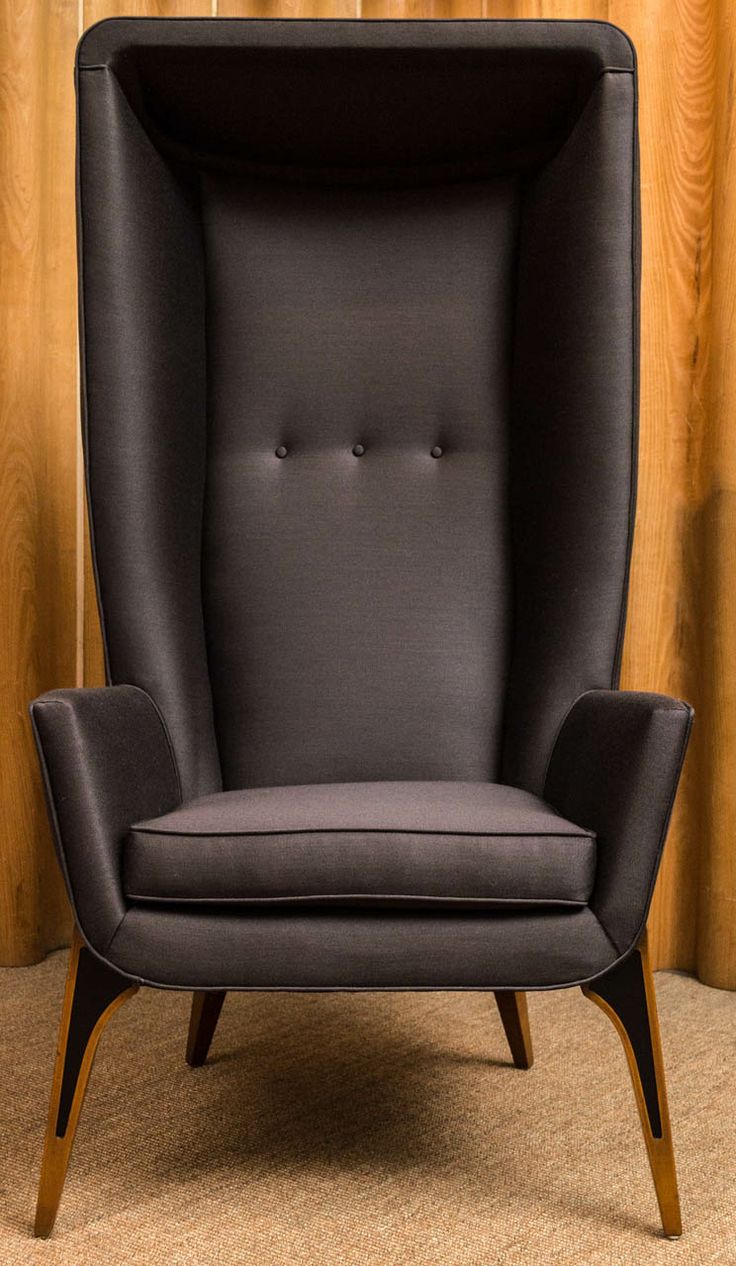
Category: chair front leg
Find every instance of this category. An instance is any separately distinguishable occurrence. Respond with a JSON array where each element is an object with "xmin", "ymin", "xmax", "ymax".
[
  {"xmin": 494, "ymin": 991, "xmax": 533, "ymax": 1069},
  {"xmin": 582, "ymin": 931, "xmax": 681, "ymax": 1239},
  {"xmin": 186, "ymin": 991, "xmax": 226, "ymax": 1067},
  {"xmin": 34, "ymin": 927, "xmax": 138, "ymax": 1238}
]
